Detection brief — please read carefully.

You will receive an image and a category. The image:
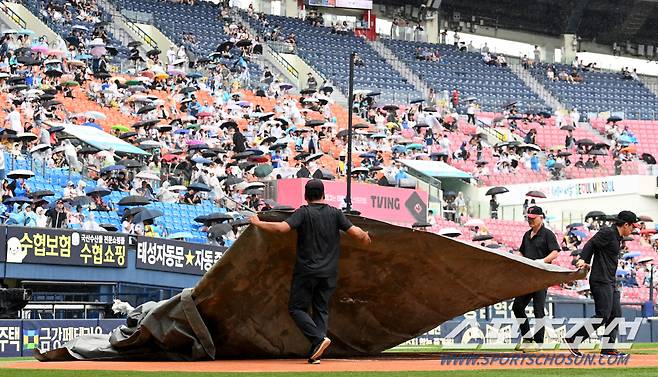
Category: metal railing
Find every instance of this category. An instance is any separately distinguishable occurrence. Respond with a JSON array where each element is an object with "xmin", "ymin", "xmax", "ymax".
[
  {"xmin": 265, "ymin": 43, "xmax": 298, "ymax": 79},
  {"xmin": 122, "ymin": 18, "xmax": 157, "ymax": 49},
  {"xmin": 1, "ymin": 1, "xmax": 26, "ymax": 28}
]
